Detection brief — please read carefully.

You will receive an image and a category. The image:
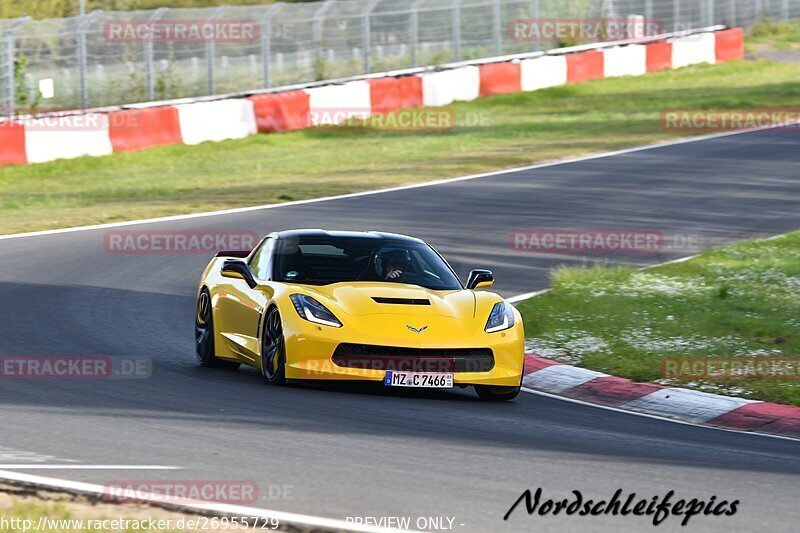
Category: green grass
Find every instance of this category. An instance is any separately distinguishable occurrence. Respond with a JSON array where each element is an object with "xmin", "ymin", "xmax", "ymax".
[
  {"xmin": 517, "ymin": 231, "xmax": 800, "ymax": 406},
  {"xmin": 2, "ymin": 58, "xmax": 800, "ymax": 235},
  {"xmin": 747, "ymin": 19, "xmax": 800, "ymax": 52}
]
